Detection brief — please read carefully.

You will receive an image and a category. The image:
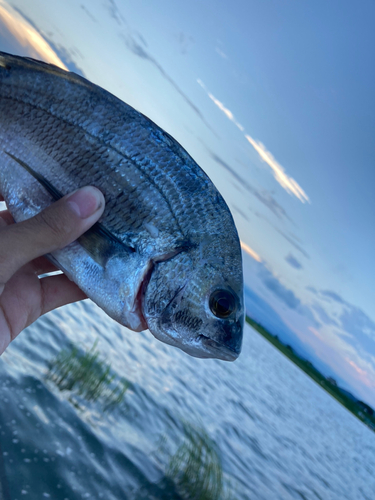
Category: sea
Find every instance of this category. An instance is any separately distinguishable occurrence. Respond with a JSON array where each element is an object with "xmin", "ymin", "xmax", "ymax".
[{"xmin": 0, "ymin": 300, "xmax": 373, "ymax": 500}]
